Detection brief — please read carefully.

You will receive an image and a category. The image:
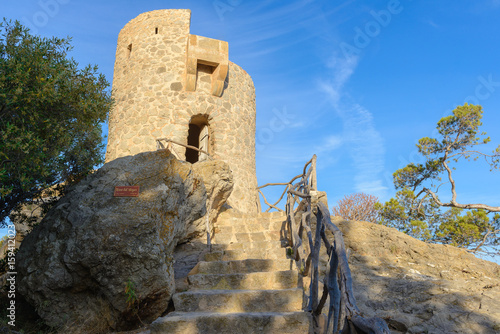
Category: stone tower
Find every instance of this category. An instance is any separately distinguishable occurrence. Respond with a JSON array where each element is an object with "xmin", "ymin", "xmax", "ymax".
[{"xmin": 105, "ymin": 9, "xmax": 258, "ymax": 213}]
